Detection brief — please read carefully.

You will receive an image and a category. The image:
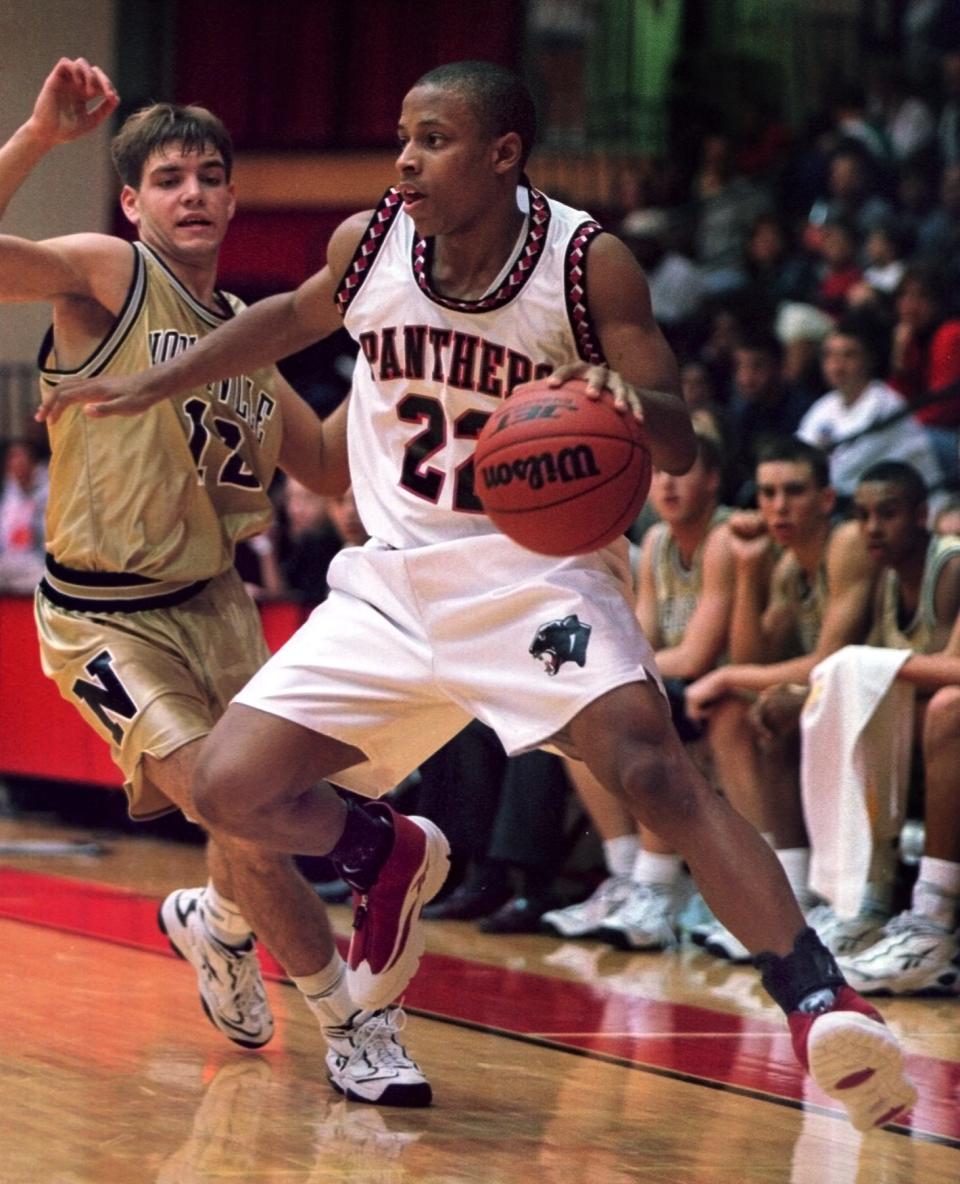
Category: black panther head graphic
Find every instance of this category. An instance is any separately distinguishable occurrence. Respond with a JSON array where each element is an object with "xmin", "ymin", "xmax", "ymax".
[{"xmin": 529, "ymin": 614, "xmax": 592, "ymax": 676}]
